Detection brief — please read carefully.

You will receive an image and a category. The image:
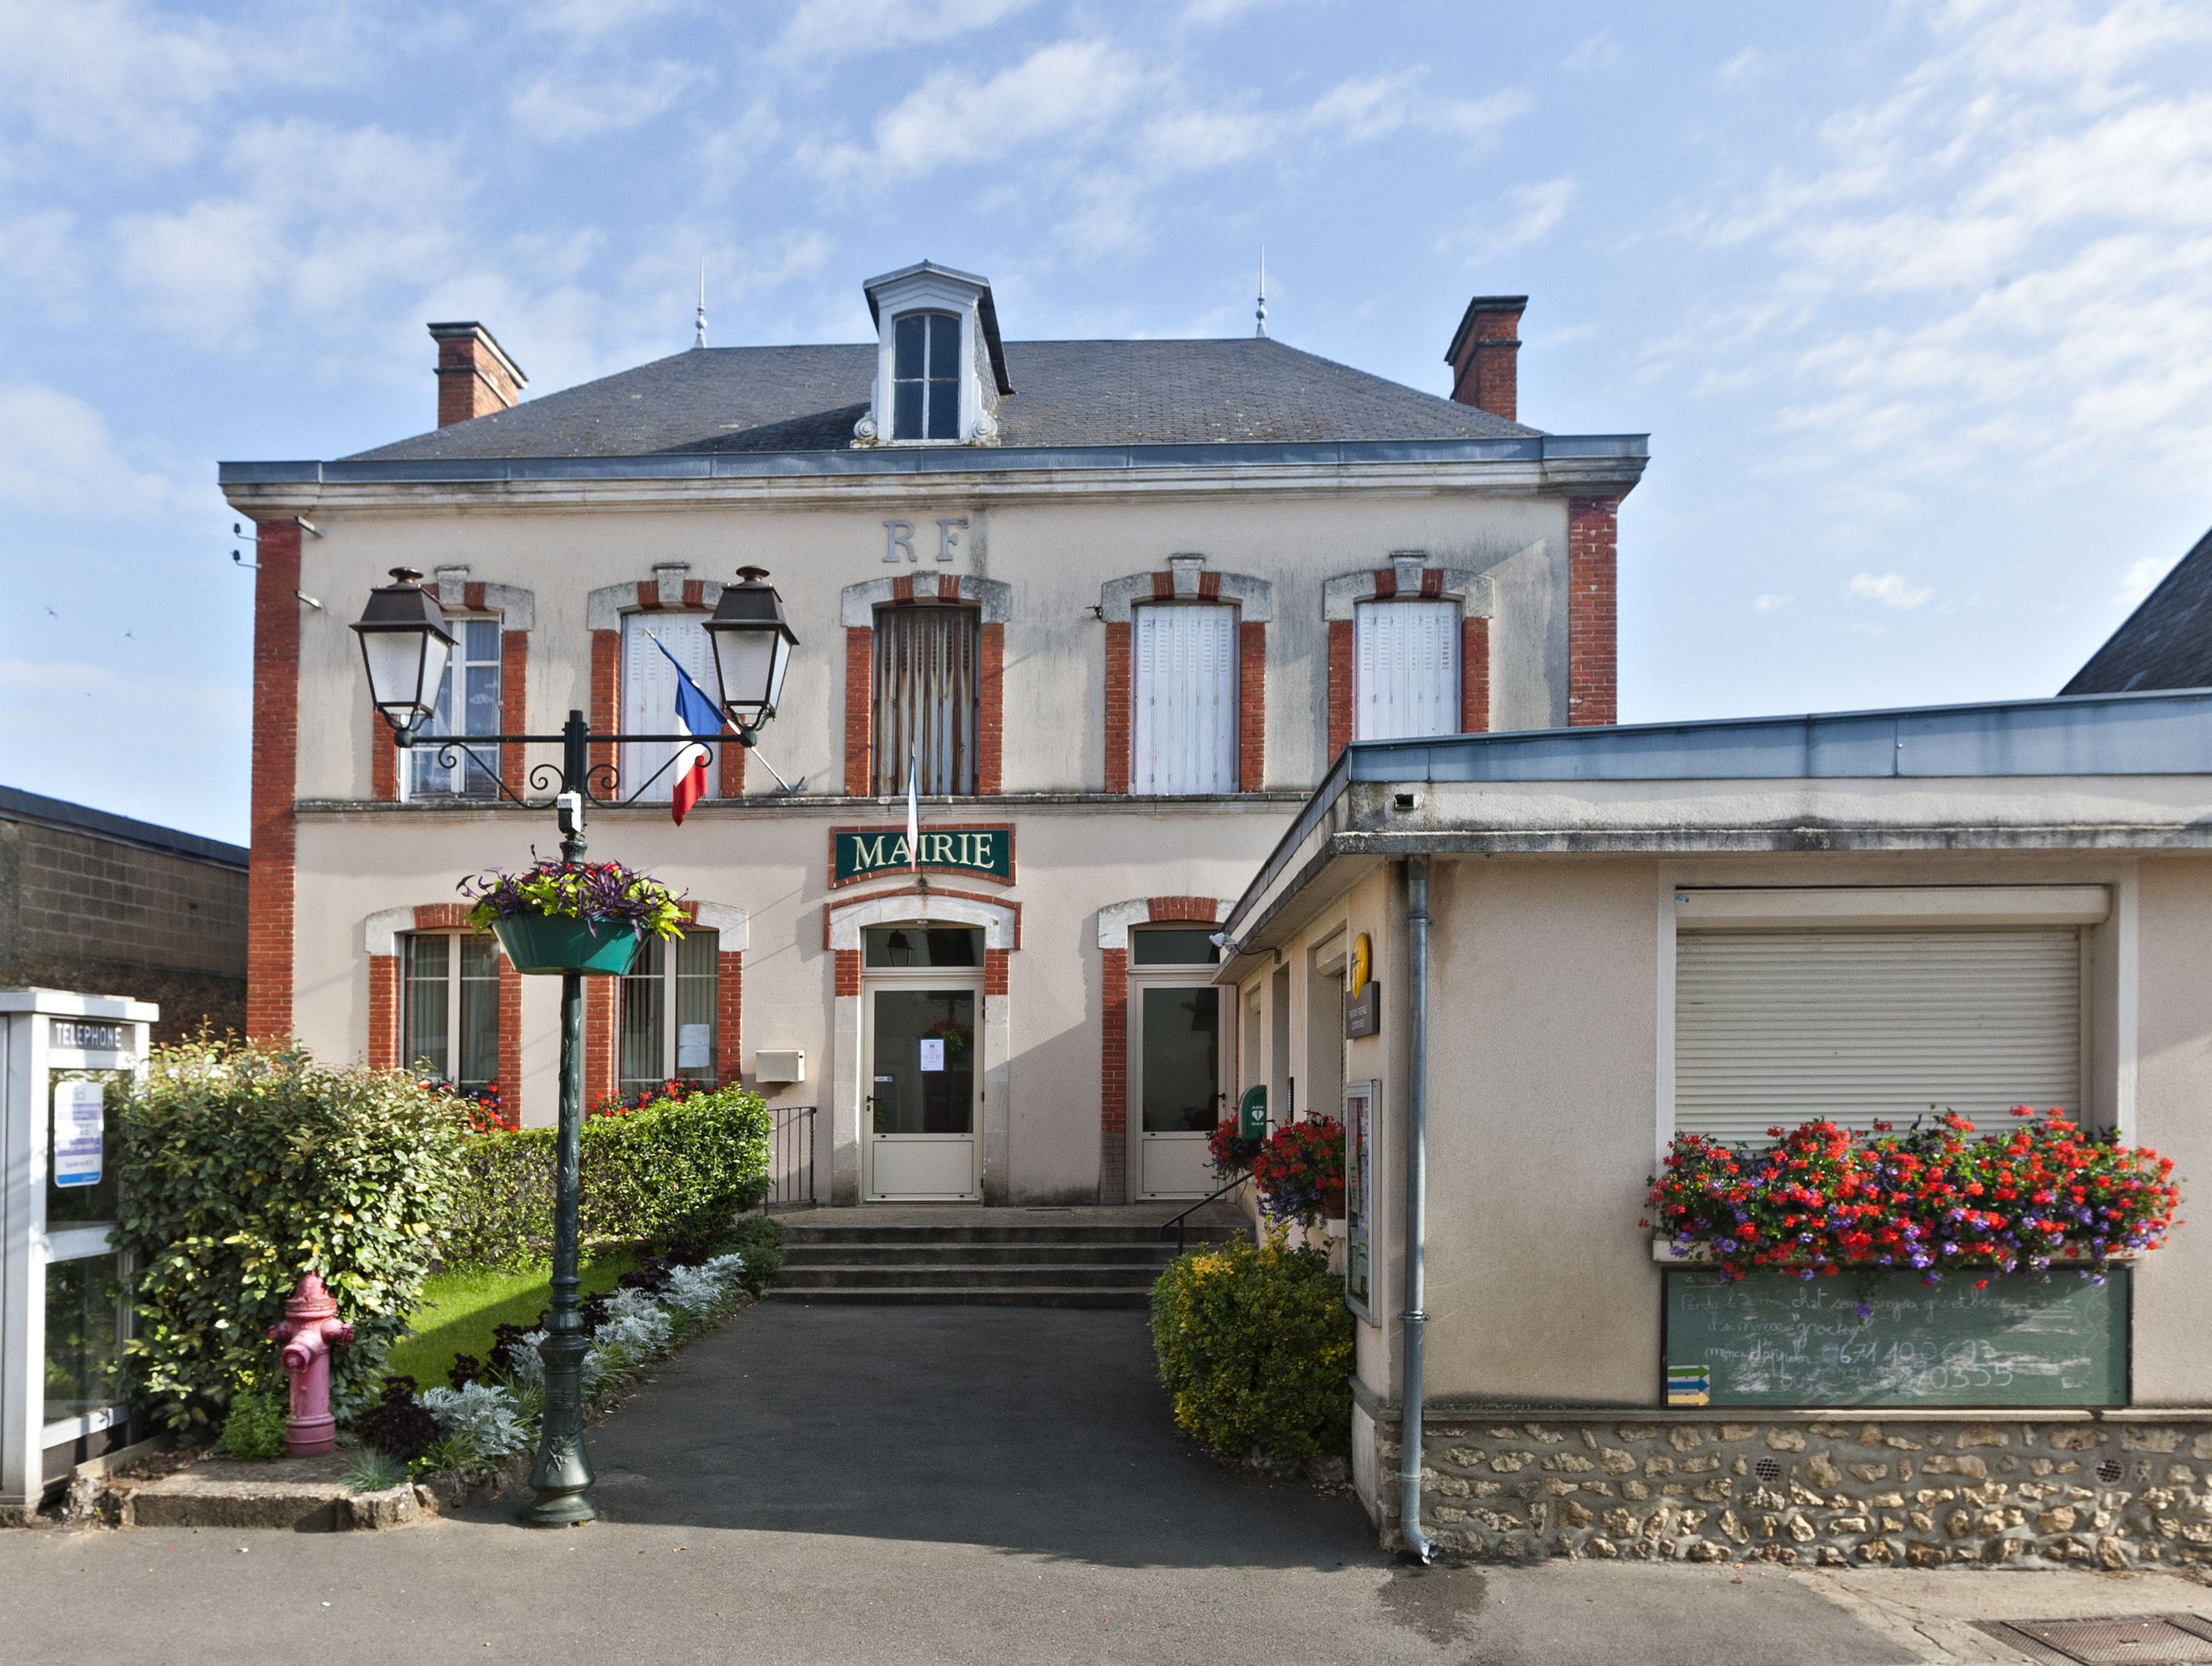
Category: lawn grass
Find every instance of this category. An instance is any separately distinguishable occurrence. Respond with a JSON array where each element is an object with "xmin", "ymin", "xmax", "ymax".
[{"xmin": 385, "ymin": 1250, "xmax": 643, "ymax": 1389}]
